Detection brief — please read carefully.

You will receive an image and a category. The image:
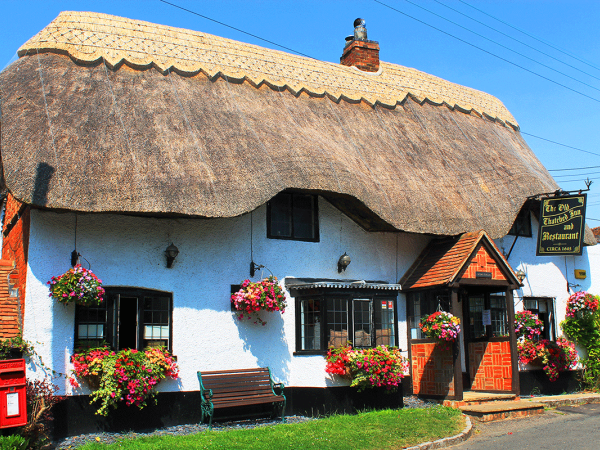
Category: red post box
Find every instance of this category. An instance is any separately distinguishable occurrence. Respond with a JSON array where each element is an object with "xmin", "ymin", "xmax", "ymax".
[{"xmin": 0, "ymin": 359, "xmax": 27, "ymax": 428}]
